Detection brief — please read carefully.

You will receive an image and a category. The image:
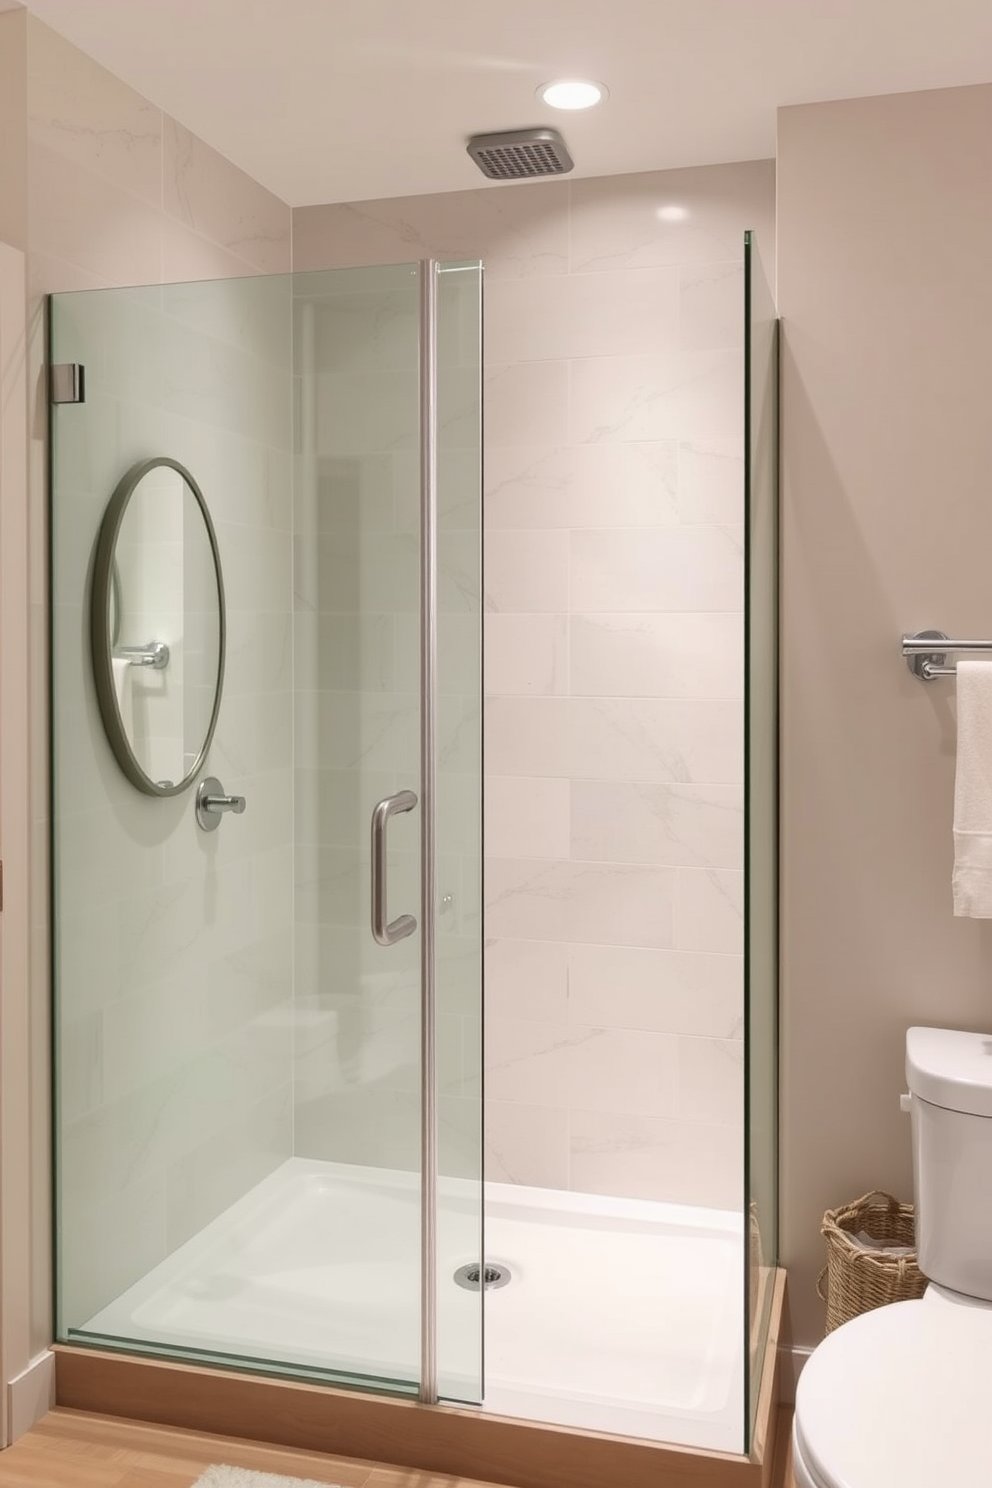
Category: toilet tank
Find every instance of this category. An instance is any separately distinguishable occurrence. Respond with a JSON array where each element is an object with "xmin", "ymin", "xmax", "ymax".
[{"xmin": 906, "ymin": 1026, "xmax": 992, "ymax": 1300}]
